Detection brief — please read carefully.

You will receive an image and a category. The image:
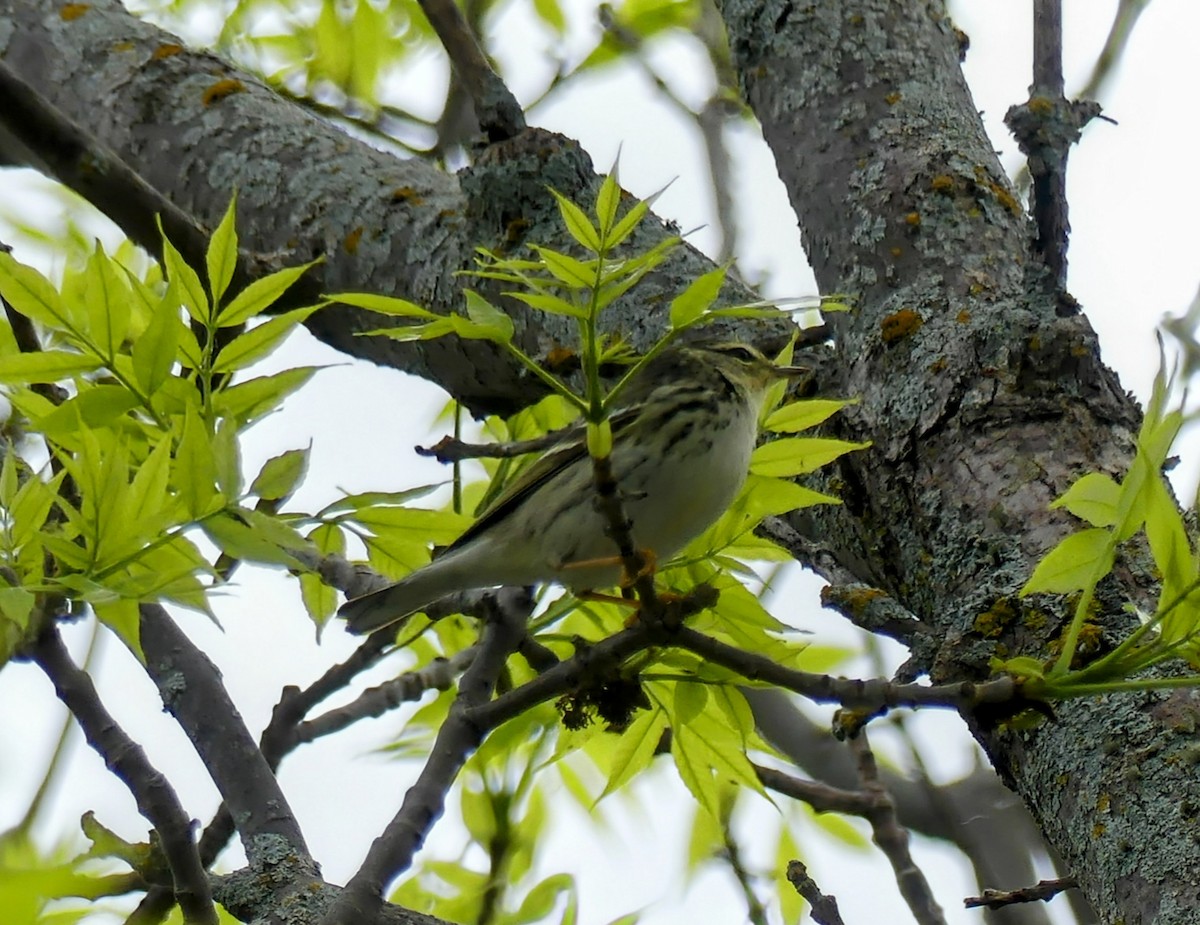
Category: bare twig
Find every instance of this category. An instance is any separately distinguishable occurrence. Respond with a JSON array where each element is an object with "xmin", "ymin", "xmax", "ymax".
[
  {"xmin": 965, "ymin": 876, "xmax": 1079, "ymax": 910},
  {"xmin": 1005, "ymin": 0, "xmax": 1104, "ymax": 304},
  {"xmin": 672, "ymin": 626, "xmax": 1017, "ymax": 716},
  {"xmin": 324, "ymin": 588, "xmax": 531, "ymax": 923},
  {"xmin": 31, "ymin": 628, "xmax": 218, "ymax": 925},
  {"xmin": 415, "ymin": 0, "xmax": 524, "ymax": 142},
  {"xmin": 785, "ymin": 860, "xmax": 844, "ymax": 925},
  {"xmin": 850, "ymin": 732, "xmax": 946, "ymax": 925}
]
